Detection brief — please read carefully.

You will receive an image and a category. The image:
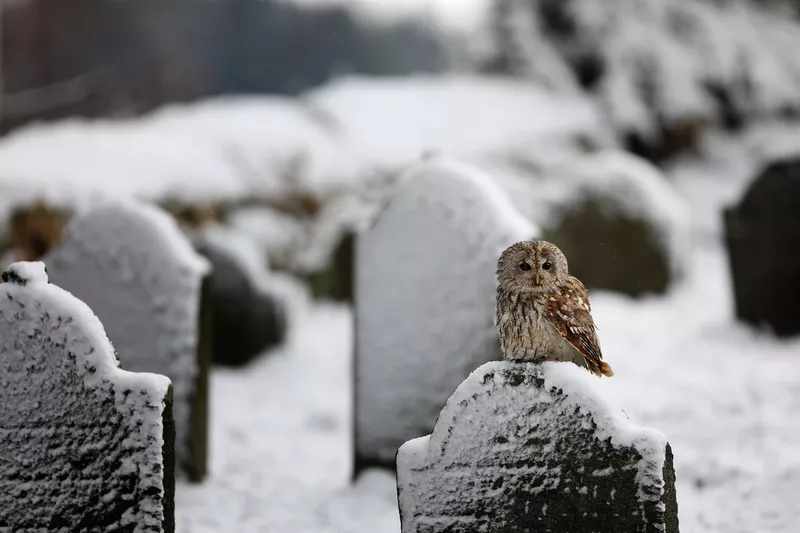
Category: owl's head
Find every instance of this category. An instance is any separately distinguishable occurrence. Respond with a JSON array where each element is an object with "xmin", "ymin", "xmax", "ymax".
[{"xmin": 496, "ymin": 240, "xmax": 568, "ymax": 292}]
